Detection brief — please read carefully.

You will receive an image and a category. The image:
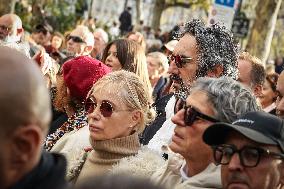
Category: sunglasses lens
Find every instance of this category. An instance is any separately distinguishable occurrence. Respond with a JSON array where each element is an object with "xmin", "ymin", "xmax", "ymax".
[
  {"xmin": 68, "ymin": 35, "xmax": 84, "ymax": 43},
  {"xmin": 73, "ymin": 36, "xmax": 82, "ymax": 43},
  {"xmin": 85, "ymin": 98, "xmax": 96, "ymax": 114},
  {"xmin": 100, "ymin": 101, "xmax": 113, "ymax": 117},
  {"xmin": 174, "ymin": 99, "xmax": 185, "ymax": 114},
  {"xmin": 175, "ymin": 55, "xmax": 182, "ymax": 68},
  {"xmin": 184, "ymin": 107, "xmax": 196, "ymax": 126}
]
